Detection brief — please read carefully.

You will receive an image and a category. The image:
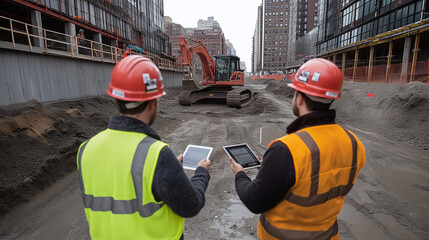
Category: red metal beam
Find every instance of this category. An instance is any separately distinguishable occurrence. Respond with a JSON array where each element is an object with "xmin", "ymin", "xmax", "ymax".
[{"xmin": 10, "ymin": 0, "xmax": 122, "ymax": 41}]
